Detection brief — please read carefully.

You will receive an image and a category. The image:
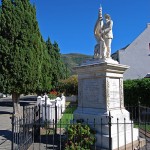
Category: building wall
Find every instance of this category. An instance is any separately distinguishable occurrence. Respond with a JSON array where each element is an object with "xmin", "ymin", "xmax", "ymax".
[{"xmin": 114, "ymin": 23, "xmax": 150, "ymax": 80}]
